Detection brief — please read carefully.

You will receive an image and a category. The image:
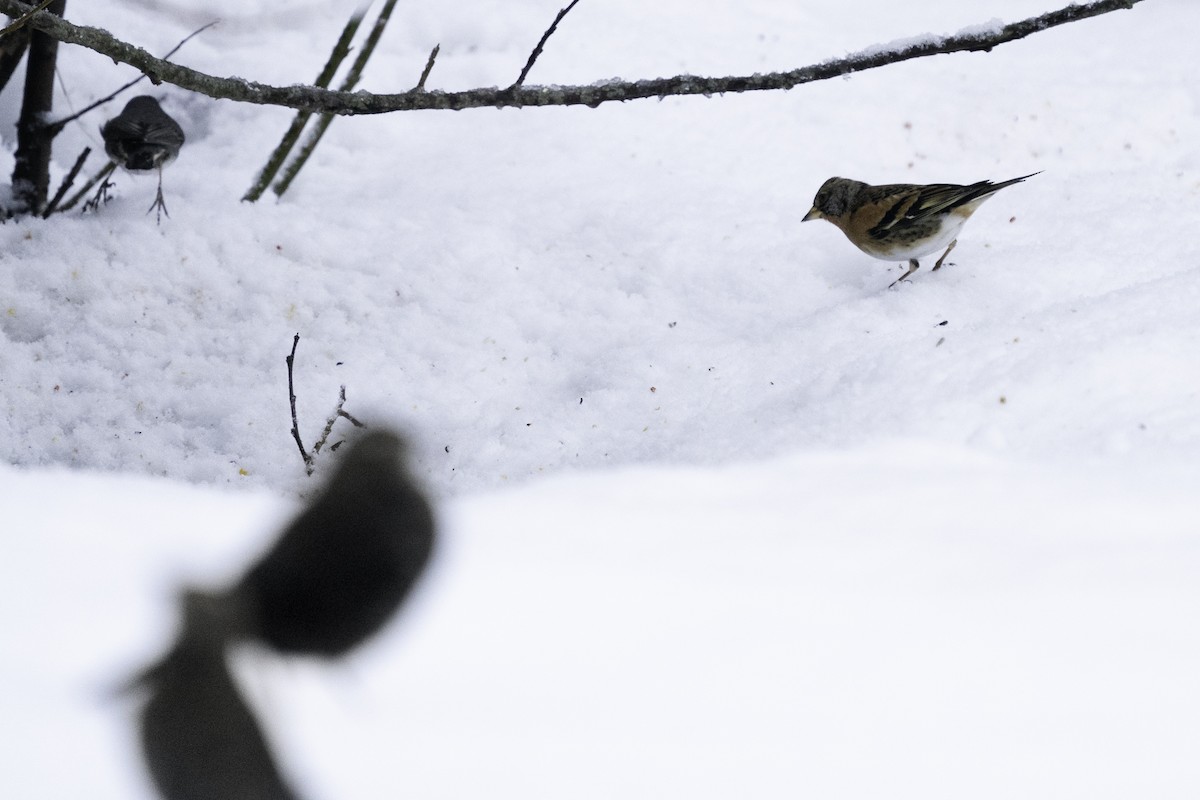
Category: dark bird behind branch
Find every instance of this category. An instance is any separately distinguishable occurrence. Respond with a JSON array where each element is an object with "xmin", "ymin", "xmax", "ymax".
[{"xmin": 100, "ymin": 95, "xmax": 185, "ymax": 222}]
